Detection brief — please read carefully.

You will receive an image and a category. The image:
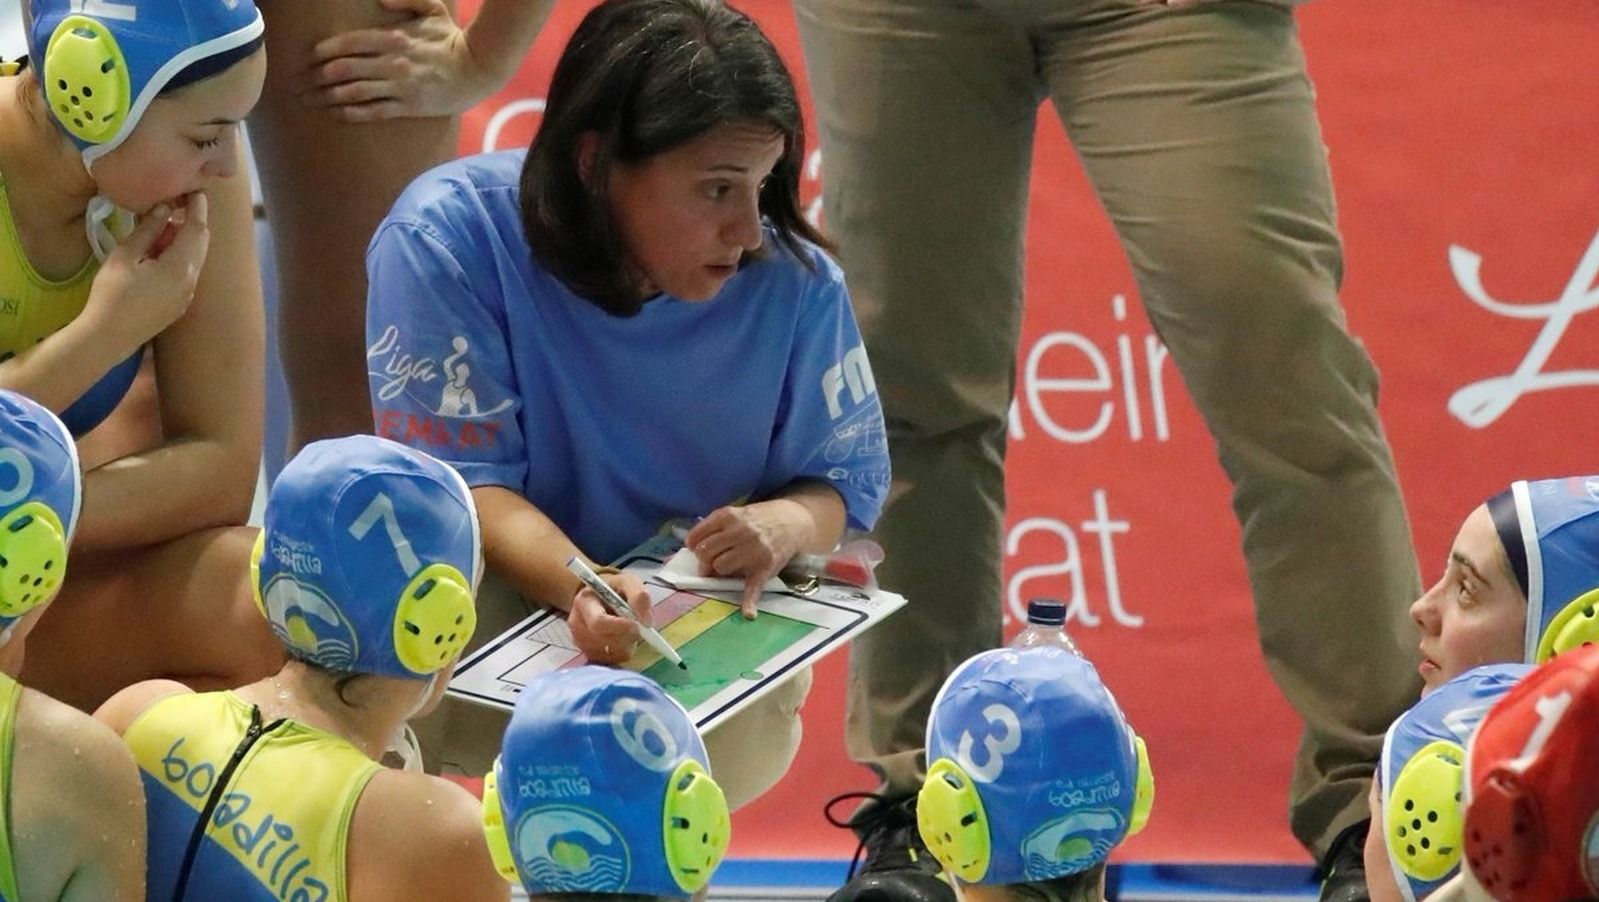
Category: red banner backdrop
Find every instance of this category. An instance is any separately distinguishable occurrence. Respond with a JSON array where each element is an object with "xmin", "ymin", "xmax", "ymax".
[{"xmin": 456, "ymin": 0, "xmax": 1599, "ymax": 863}]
